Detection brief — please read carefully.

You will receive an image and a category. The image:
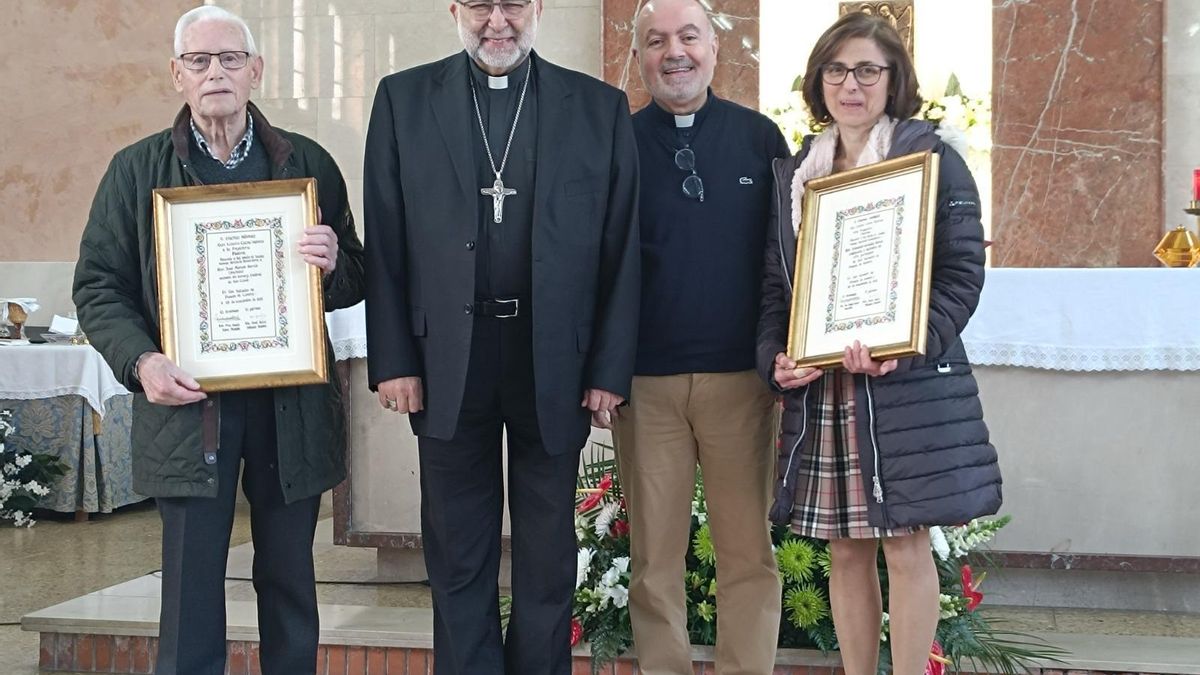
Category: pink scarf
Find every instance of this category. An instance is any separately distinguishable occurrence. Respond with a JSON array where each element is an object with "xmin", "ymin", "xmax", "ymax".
[{"xmin": 789, "ymin": 117, "xmax": 897, "ymax": 236}]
